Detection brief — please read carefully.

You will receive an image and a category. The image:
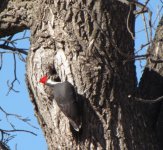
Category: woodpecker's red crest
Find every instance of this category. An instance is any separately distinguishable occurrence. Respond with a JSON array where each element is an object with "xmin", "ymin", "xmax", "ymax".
[{"xmin": 39, "ymin": 76, "xmax": 48, "ymax": 84}]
